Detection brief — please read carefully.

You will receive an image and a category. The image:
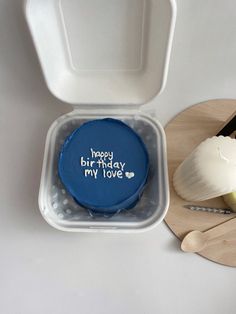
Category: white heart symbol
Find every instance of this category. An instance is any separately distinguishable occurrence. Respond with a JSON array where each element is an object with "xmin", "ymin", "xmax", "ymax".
[{"xmin": 125, "ymin": 172, "xmax": 135, "ymax": 179}]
